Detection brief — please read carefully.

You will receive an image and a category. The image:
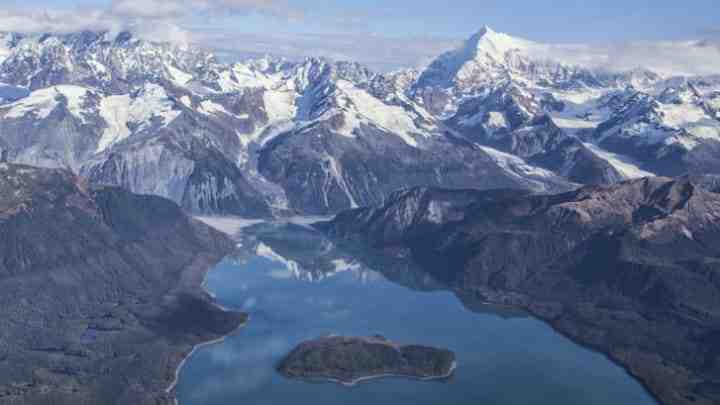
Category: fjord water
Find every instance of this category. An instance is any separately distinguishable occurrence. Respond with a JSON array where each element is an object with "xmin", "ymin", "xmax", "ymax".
[{"xmin": 176, "ymin": 222, "xmax": 656, "ymax": 405}]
